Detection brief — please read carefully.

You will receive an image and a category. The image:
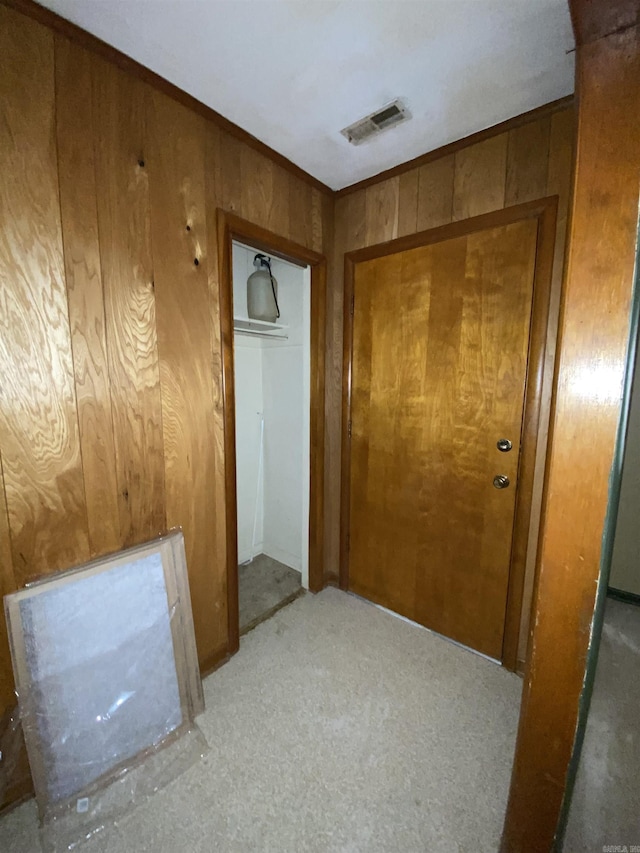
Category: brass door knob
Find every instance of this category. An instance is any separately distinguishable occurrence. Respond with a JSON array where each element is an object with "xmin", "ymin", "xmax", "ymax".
[{"xmin": 493, "ymin": 474, "xmax": 510, "ymax": 489}]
